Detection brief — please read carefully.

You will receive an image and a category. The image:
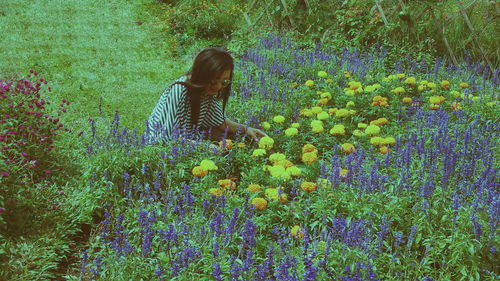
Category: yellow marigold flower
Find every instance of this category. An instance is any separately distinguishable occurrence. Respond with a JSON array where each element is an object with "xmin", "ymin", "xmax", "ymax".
[
  {"xmin": 419, "ymin": 80, "xmax": 428, "ymax": 85},
  {"xmin": 305, "ymin": 80, "xmax": 314, "ymax": 87},
  {"xmin": 258, "ymin": 136, "xmax": 274, "ymax": 150},
  {"xmin": 285, "ymin": 127, "xmax": 298, "ymax": 136},
  {"xmin": 344, "ymin": 71, "xmax": 352, "ymax": 78},
  {"xmin": 302, "ymin": 151, "xmax": 318, "ymax": 164},
  {"xmin": 301, "ymin": 181, "xmax": 317, "ymax": 192},
  {"xmin": 345, "ymin": 89, "xmax": 355, "ymax": 96},
  {"xmin": 370, "ymin": 136, "xmax": 384, "ymax": 146},
  {"xmin": 252, "ymin": 148, "xmax": 267, "ymax": 157},
  {"xmin": 391, "ymin": 87, "xmax": 406, "ymax": 94},
  {"xmin": 358, "ymin": 123, "xmax": 368, "ymax": 129},
  {"xmin": 286, "ymin": 166, "xmax": 302, "ymax": 177},
  {"xmin": 402, "ymin": 97, "xmax": 412, "ymax": 104},
  {"xmin": 237, "ymin": 142, "xmax": 245, "ymax": 148},
  {"xmin": 312, "ymin": 125, "xmax": 324, "ymax": 133},
  {"xmin": 387, "ymin": 74, "xmax": 397, "ymax": 80},
  {"xmin": 396, "ymin": 73, "xmax": 406, "ymax": 79},
  {"xmin": 317, "ymin": 98, "xmax": 329, "ymax": 106},
  {"xmin": 486, "ymin": 101, "xmax": 496, "ymax": 107},
  {"xmin": 440, "ymin": 80, "xmax": 450, "ymax": 89},
  {"xmin": 291, "ymin": 122, "xmax": 300, "ymax": 128},
  {"xmin": 291, "ymin": 225, "xmax": 304, "ymax": 238},
  {"xmin": 404, "ymin": 77, "xmax": 417, "ymax": 86},
  {"xmin": 370, "ymin": 118, "xmax": 388, "ymax": 126},
  {"xmin": 429, "ymin": 96, "xmax": 442, "ymax": 104},
  {"xmin": 218, "ymin": 179, "xmax": 236, "ymax": 190},
  {"xmin": 459, "ymin": 82, "xmax": 469, "ymax": 89},
  {"xmin": 349, "ymin": 81, "xmax": 362, "ymax": 90},
  {"xmin": 200, "ymin": 160, "xmax": 218, "ymax": 171},
  {"xmin": 311, "ymin": 106, "xmax": 323, "ymax": 114},
  {"xmin": 261, "ymin": 121, "xmax": 271, "ymax": 130},
  {"xmin": 273, "ymin": 115, "xmax": 285, "ymax": 123},
  {"xmin": 430, "ymin": 103, "xmax": 440, "ymax": 110},
  {"xmin": 340, "ymin": 168, "xmax": 348, "ymax": 178},
  {"xmin": 451, "ymin": 90, "xmax": 461, "ymax": 98},
  {"xmin": 192, "ymin": 166, "xmax": 208, "ymax": 177},
  {"xmin": 290, "ymin": 82, "xmax": 298, "ymax": 89},
  {"xmin": 328, "ymin": 108, "xmax": 338, "ymax": 115},
  {"xmin": 208, "ymin": 188, "xmax": 223, "ymax": 197},
  {"xmin": 364, "ymin": 85, "xmax": 376, "ymax": 93},
  {"xmin": 310, "ymin": 120, "xmax": 323, "ymax": 127},
  {"xmin": 450, "ymin": 101, "xmax": 462, "ymax": 110},
  {"xmin": 326, "ymin": 78, "xmax": 333, "ymax": 84},
  {"xmin": 251, "ymin": 197, "xmax": 267, "ymax": 210},
  {"xmin": 365, "ymin": 124, "xmax": 380, "ymax": 135},
  {"xmin": 317, "ymin": 178, "xmax": 332, "ymax": 189},
  {"xmin": 353, "ymin": 129, "xmax": 364, "ymax": 137},
  {"xmin": 318, "ymin": 71, "xmax": 328, "ymax": 78},
  {"xmin": 356, "ymin": 87, "xmax": 364, "ymax": 94},
  {"xmin": 383, "ymin": 137, "xmax": 396, "ymax": 146},
  {"xmin": 320, "ymin": 92, "xmax": 332, "ymax": 100},
  {"xmin": 269, "ymin": 153, "xmax": 287, "ymax": 163},
  {"xmin": 275, "ymin": 159, "xmax": 294, "ymax": 169},
  {"xmin": 265, "ymin": 188, "xmax": 287, "ymax": 202},
  {"xmin": 300, "ymin": 108, "xmax": 313, "ymax": 117},
  {"xmin": 247, "ymin": 184, "xmax": 261, "ymax": 193},
  {"xmin": 219, "ymin": 139, "xmax": 233, "ymax": 150},
  {"xmin": 341, "ymin": 143, "xmax": 355, "ymax": 153},
  {"xmin": 317, "ymin": 111, "xmax": 329, "ymax": 121},
  {"xmin": 379, "ymin": 146, "xmax": 391, "ymax": 154},
  {"xmin": 346, "ymin": 101, "xmax": 355, "ymax": 107},
  {"xmin": 335, "ymin": 109, "xmax": 350, "ymax": 118},
  {"xmin": 330, "ymin": 124, "xmax": 346, "ymax": 136},
  {"xmin": 268, "ymin": 165, "xmax": 288, "ymax": 179},
  {"xmin": 427, "ymin": 82, "xmax": 437, "ymax": 89},
  {"xmin": 417, "ymin": 85, "xmax": 426, "ymax": 92},
  {"xmin": 302, "ymin": 144, "xmax": 317, "ymax": 153}
]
